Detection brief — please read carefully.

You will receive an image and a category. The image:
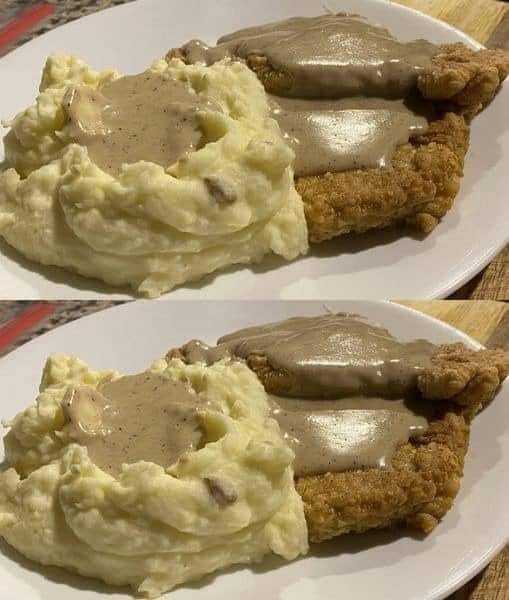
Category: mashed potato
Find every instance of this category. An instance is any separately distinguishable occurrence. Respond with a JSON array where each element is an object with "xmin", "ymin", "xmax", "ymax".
[
  {"xmin": 0, "ymin": 355, "xmax": 308, "ymax": 597},
  {"xmin": 0, "ymin": 55, "xmax": 308, "ymax": 297}
]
